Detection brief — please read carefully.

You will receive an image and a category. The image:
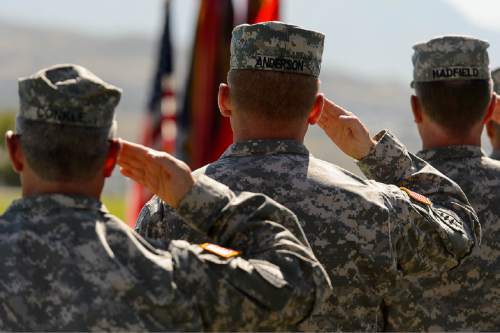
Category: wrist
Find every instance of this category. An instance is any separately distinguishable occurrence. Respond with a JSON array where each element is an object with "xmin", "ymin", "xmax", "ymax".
[
  {"xmin": 169, "ymin": 175, "xmax": 195, "ymax": 208},
  {"xmin": 356, "ymin": 138, "xmax": 378, "ymax": 160}
]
